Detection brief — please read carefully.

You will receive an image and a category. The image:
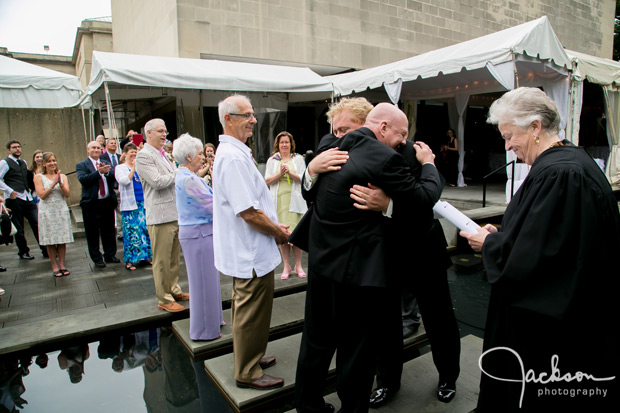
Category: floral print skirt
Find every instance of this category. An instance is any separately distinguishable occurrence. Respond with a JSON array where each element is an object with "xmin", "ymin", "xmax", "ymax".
[{"xmin": 122, "ymin": 201, "xmax": 153, "ymax": 264}]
